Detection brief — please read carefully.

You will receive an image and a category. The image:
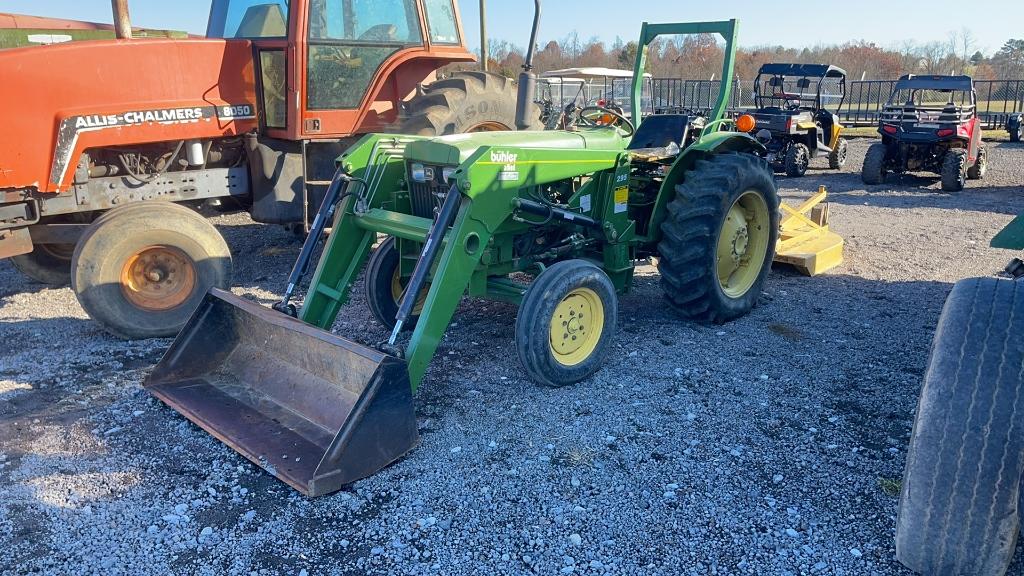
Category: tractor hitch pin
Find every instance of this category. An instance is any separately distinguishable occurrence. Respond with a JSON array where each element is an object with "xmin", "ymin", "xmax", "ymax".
[
  {"xmin": 388, "ymin": 183, "xmax": 462, "ymax": 346},
  {"xmin": 272, "ymin": 169, "xmax": 356, "ymax": 316}
]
